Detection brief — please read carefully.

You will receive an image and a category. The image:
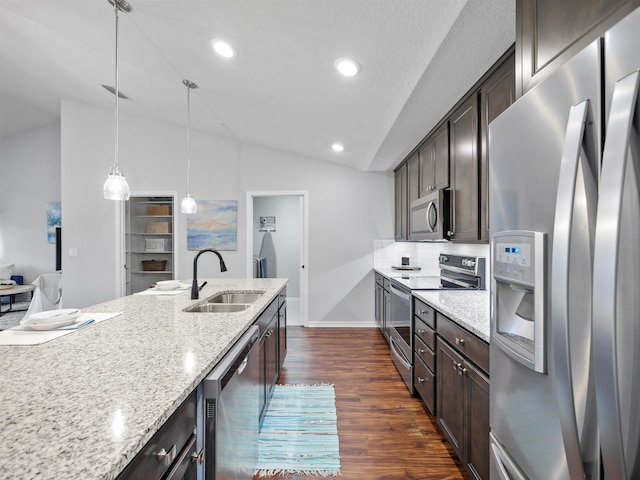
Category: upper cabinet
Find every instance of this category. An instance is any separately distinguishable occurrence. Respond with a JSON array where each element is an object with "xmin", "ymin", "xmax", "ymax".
[
  {"xmin": 479, "ymin": 55, "xmax": 516, "ymax": 242},
  {"xmin": 516, "ymin": 0, "xmax": 639, "ymax": 95},
  {"xmin": 419, "ymin": 123, "xmax": 450, "ymax": 196},
  {"xmin": 449, "ymin": 96, "xmax": 479, "ymax": 242},
  {"xmin": 394, "ymin": 163, "xmax": 408, "ymax": 241},
  {"xmin": 393, "ymin": 48, "xmax": 515, "ymax": 244},
  {"xmin": 407, "ymin": 152, "xmax": 420, "ymax": 207}
]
